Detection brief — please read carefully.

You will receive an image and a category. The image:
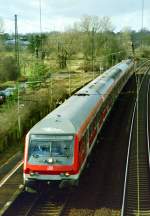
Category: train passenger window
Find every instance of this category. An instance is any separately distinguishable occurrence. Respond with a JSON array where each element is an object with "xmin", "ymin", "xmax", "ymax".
[
  {"xmin": 84, "ymin": 131, "xmax": 88, "ymax": 146},
  {"xmin": 89, "ymin": 122, "xmax": 93, "ymax": 136},
  {"xmin": 79, "ymin": 132, "xmax": 87, "ymax": 152},
  {"xmin": 78, "ymin": 132, "xmax": 88, "ymax": 166},
  {"xmin": 97, "ymin": 109, "xmax": 102, "ymax": 120},
  {"xmin": 89, "ymin": 115, "xmax": 97, "ymax": 140},
  {"xmin": 94, "ymin": 116, "xmax": 97, "ymax": 128}
]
